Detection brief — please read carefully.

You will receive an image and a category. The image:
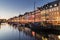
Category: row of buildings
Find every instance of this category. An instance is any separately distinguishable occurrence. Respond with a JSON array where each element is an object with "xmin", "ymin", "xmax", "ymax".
[{"xmin": 8, "ymin": 0, "xmax": 60, "ymax": 27}]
